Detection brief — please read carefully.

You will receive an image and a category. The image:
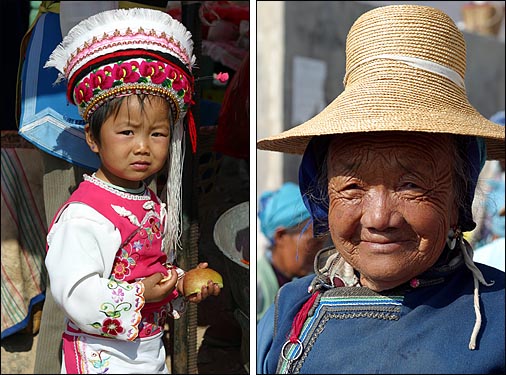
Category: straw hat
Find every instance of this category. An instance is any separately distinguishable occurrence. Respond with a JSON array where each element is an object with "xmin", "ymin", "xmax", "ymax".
[{"xmin": 257, "ymin": 5, "xmax": 505, "ymax": 160}]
